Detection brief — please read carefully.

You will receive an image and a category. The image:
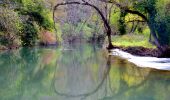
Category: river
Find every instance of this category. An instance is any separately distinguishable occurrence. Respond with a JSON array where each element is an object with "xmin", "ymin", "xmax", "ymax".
[{"xmin": 0, "ymin": 43, "xmax": 170, "ymax": 100}]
